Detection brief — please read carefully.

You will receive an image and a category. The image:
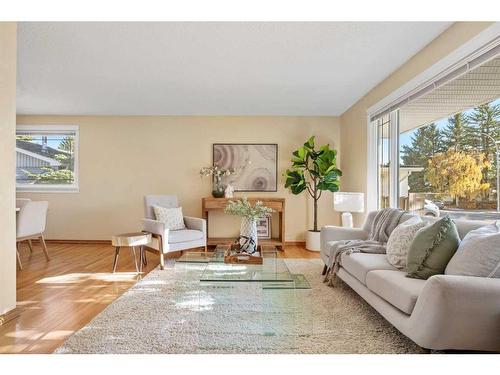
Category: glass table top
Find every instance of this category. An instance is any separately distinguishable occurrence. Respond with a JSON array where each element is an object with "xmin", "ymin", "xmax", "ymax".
[{"xmin": 177, "ymin": 245, "xmax": 310, "ymax": 289}]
